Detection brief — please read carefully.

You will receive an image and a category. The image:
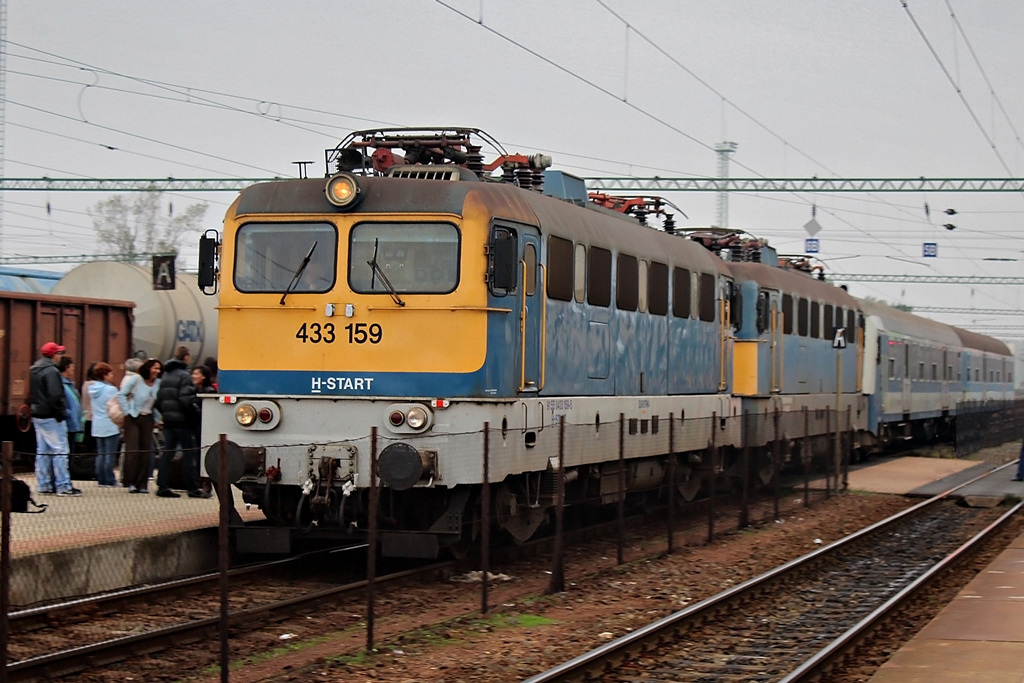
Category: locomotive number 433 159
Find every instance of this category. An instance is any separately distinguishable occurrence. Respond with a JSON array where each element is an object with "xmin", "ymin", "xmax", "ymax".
[{"xmin": 295, "ymin": 322, "xmax": 383, "ymax": 344}]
